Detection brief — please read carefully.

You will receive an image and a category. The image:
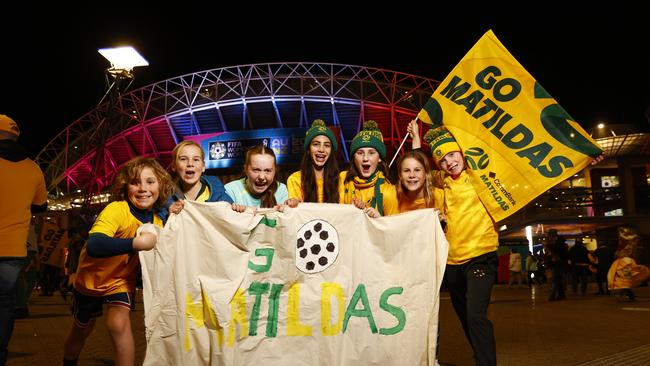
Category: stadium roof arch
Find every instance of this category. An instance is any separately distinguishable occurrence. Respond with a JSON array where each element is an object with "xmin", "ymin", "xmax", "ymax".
[{"xmin": 36, "ymin": 62, "xmax": 440, "ymax": 197}]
